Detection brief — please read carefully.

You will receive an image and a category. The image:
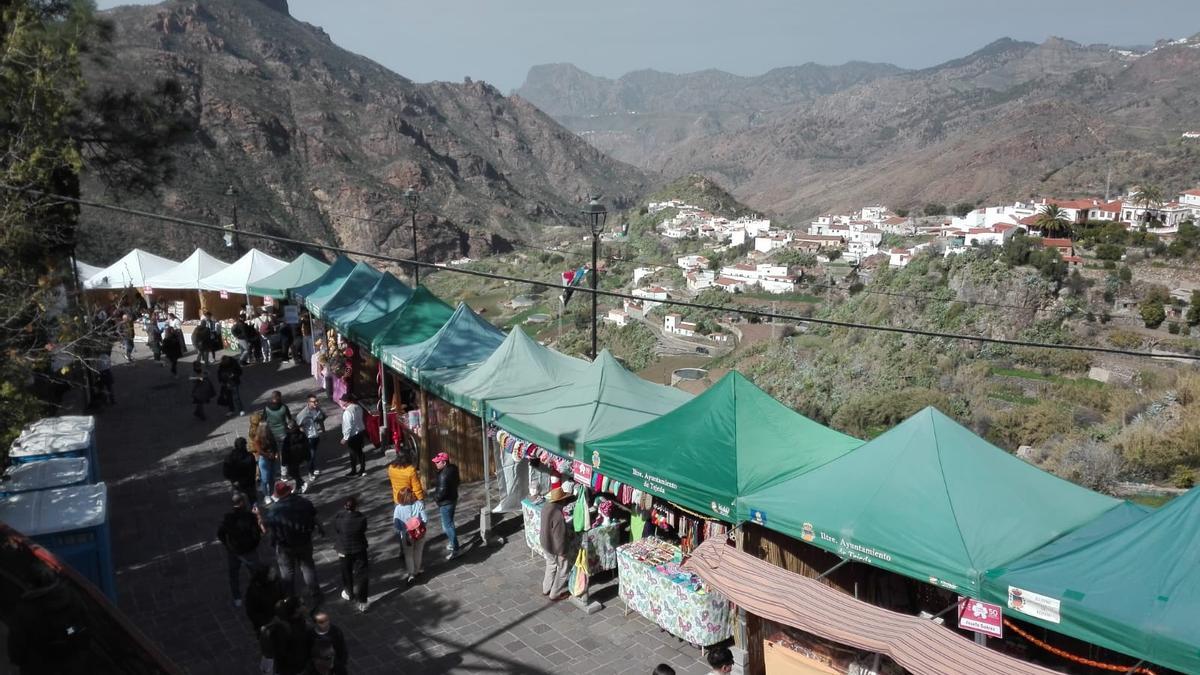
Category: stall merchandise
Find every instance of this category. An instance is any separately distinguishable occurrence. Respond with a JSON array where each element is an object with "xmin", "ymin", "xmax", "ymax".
[
  {"xmin": 980, "ymin": 488, "xmax": 1200, "ymax": 675},
  {"xmin": 247, "ymin": 253, "xmax": 330, "ymax": 299},
  {"xmin": 740, "ymin": 407, "xmax": 1121, "ymax": 595},
  {"xmin": 520, "ymin": 497, "xmax": 622, "ymax": 574},
  {"xmin": 616, "ymin": 537, "xmax": 734, "ymax": 647},
  {"xmin": 589, "ymin": 371, "xmax": 862, "ymax": 521}
]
